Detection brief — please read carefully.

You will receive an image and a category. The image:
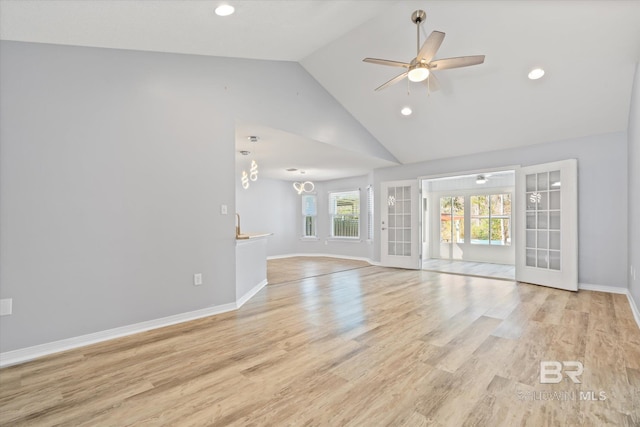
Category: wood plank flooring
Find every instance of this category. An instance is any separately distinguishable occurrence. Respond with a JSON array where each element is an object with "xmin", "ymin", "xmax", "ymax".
[
  {"xmin": 422, "ymin": 259, "xmax": 515, "ymax": 281},
  {"xmin": 1, "ymin": 258, "xmax": 639, "ymax": 426}
]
